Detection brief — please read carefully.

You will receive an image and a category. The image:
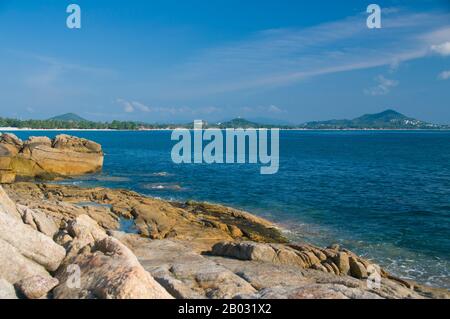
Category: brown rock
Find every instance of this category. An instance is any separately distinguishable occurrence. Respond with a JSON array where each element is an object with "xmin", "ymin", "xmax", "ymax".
[
  {"xmin": 54, "ymin": 230, "xmax": 73, "ymax": 247},
  {"xmin": 1, "ymin": 134, "xmax": 103, "ymax": 180},
  {"xmin": 253, "ymin": 284, "xmax": 383, "ymax": 299},
  {"xmin": 0, "ymin": 170, "xmax": 15, "ymax": 184},
  {"xmin": 17, "ymin": 204, "xmax": 59, "ymax": 238},
  {"xmin": 228, "ymin": 225, "xmax": 243, "ymax": 237},
  {"xmin": 0, "ymin": 134, "xmax": 22, "ymax": 155},
  {"xmin": 64, "ymin": 214, "xmax": 108, "ymax": 259},
  {"xmin": 52, "ymin": 134, "xmax": 102, "ymax": 153},
  {"xmin": 212, "ymin": 242, "xmax": 278, "ymax": 262},
  {"xmin": 15, "ymin": 275, "xmax": 59, "ymax": 299},
  {"xmin": 54, "ymin": 237, "xmax": 173, "ymax": 299},
  {"xmin": 122, "ymin": 237, "xmax": 257, "ymax": 299},
  {"xmin": 0, "ymin": 238, "xmax": 53, "ymax": 285},
  {"xmin": 349, "ymin": 257, "xmax": 368, "ymax": 279},
  {"xmin": 4, "ymin": 183, "xmax": 287, "ymax": 250},
  {"xmin": 334, "ymin": 252, "xmax": 351, "ymax": 275},
  {"xmin": 24, "ymin": 136, "xmax": 52, "ymax": 149}
]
